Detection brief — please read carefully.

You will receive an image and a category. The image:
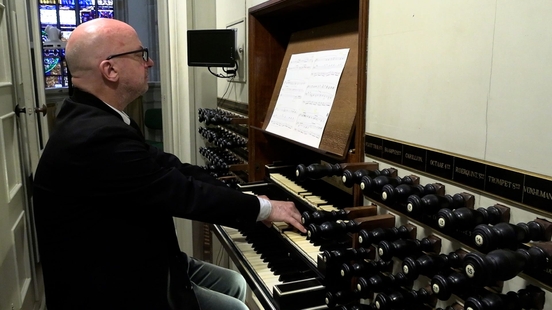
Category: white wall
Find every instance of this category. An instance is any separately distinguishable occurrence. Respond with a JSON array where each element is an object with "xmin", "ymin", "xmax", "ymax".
[
  {"xmin": 366, "ymin": 1, "xmax": 552, "ymax": 306},
  {"xmin": 367, "ymin": 0, "xmax": 552, "ymax": 177},
  {"xmin": 246, "ymin": 0, "xmax": 268, "ymax": 9},
  {"xmin": 214, "ymin": 0, "xmax": 252, "ymax": 104}
]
